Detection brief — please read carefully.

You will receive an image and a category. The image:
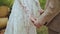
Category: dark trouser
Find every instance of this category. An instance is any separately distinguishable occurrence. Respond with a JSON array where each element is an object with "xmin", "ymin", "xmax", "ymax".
[{"xmin": 48, "ymin": 28, "xmax": 60, "ymax": 34}]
